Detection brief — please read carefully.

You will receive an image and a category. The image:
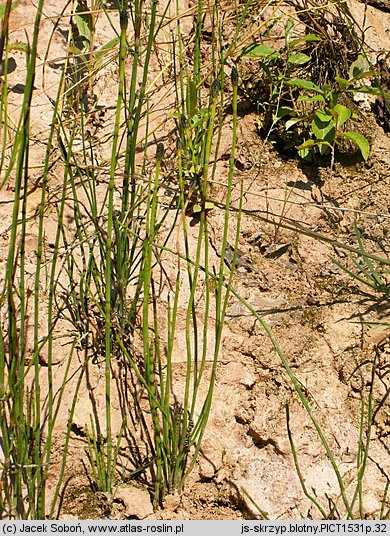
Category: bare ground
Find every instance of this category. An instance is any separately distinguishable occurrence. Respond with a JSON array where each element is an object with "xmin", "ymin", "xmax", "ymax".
[{"xmin": 1, "ymin": 0, "xmax": 390, "ymax": 520}]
